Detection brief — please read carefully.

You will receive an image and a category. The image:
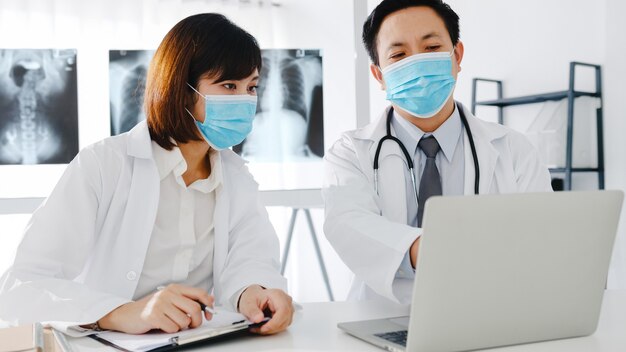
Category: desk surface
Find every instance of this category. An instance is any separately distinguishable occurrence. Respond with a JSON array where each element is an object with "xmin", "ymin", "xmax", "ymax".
[{"xmin": 67, "ymin": 290, "xmax": 626, "ymax": 352}]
